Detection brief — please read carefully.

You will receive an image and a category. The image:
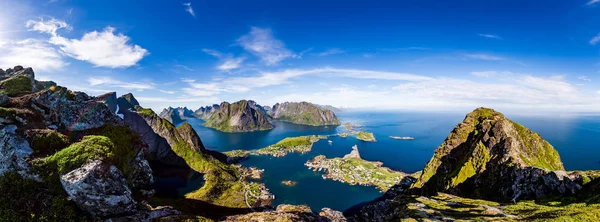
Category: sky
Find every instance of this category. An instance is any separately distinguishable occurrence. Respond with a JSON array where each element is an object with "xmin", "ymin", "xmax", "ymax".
[{"xmin": 1, "ymin": 0, "xmax": 600, "ymax": 115}]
